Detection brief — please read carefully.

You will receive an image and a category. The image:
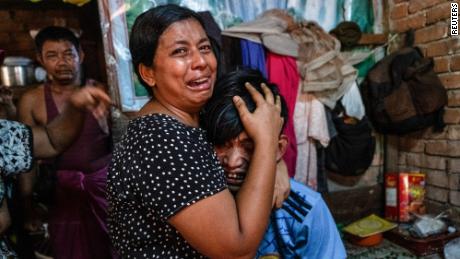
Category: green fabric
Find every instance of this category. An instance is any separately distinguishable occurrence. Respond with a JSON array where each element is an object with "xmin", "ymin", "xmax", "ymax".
[
  {"xmin": 355, "ymin": 50, "xmax": 376, "ymax": 79},
  {"xmin": 350, "ymin": 0, "xmax": 374, "ymax": 33}
]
